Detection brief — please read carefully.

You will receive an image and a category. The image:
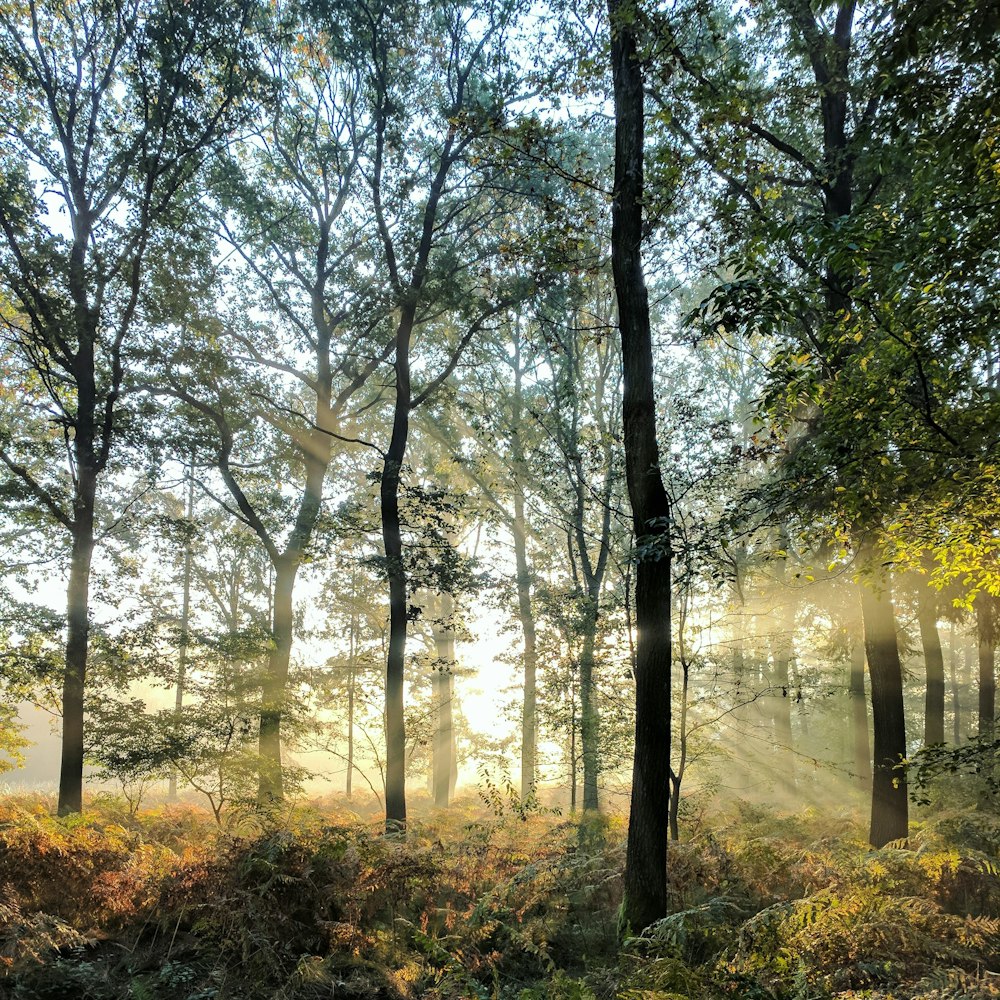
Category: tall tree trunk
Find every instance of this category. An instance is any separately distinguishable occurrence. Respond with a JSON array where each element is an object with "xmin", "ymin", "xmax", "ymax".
[
  {"xmin": 347, "ymin": 663, "xmax": 355, "ymax": 799},
  {"xmin": 382, "ymin": 307, "xmax": 415, "ymax": 832},
  {"xmin": 247, "ymin": 420, "xmax": 329, "ymax": 804},
  {"xmin": 346, "ymin": 597, "xmax": 358, "ymax": 799},
  {"xmin": 949, "ymin": 623, "xmax": 961, "ymax": 745},
  {"xmin": 509, "ymin": 334, "xmax": 539, "ymax": 803},
  {"xmin": 963, "ymin": 638, "xmax": 975, "ymax": 741},
  {"xmin": 448, "ymin": 673, "xmax": 458, "ymax": 801},
  {"xmin": 569, "ymin": 697, "xmax": 578, "ymax": 814},
  {"xmin": 610, "ymin": 0, "xmax": 673, "ymax": 932},
  {"xmin": 669, "ymin": 617, "xmax": 691, "ymax": 842},
  {"xmin": 513, "ymin": 488, "xmax": 538, "ymax": 803},
  {"xmin": 58, "ymin": 513, "xmax": 95, "ymax": 816},
  {"xmin": 770, "ymin": 546, "xmax": 795, "ymax": 786},
  {"xmin": 168, "ymin": 465, "xmax": 195, "ymax": 802},
  {"xmin": 432, "ymin": 592, "xmax": 456, "ymax": 808},
  {"xmin": 976, "ymin": 593, "xmax": 996, "ymax": 737},
  {"xmin": 730, "ymin": 596, "xmax": 751, "ymax": 792},
  {"xmin": 258, "ymin": 558, "xmax": 297, "ymax": 803},
  {"xmin": 849, "ymin": 634, "xmax": 871, "ymax": 789},
  {"xmin": 917, "ymin": 591, "xmax": 945, "ymax": 746},
  {"xmin": 58, "ymin": 337, "xmax": 100, "ymax": 816},
  {"xmin": 580, "ymin": 600, "xmax": 600, "ymax": 811},
  {"xmin": 859, "ymin": 573, "xmax": 908, "ymax": 847},
  {"xmin": 769, "ymin": 630, "xmax": 795, "ymax": 788}
]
